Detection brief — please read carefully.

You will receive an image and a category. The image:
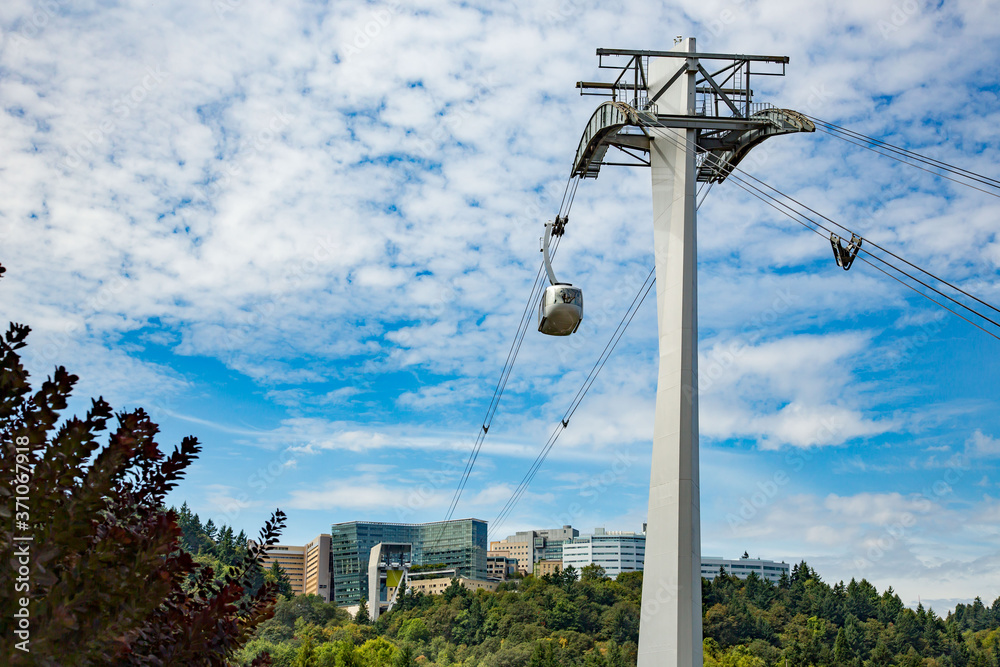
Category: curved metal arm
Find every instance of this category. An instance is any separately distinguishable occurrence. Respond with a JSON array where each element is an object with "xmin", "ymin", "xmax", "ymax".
[{"xmin": 541, "ymin": 222, "xmax": 559, "ymax": 286}]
